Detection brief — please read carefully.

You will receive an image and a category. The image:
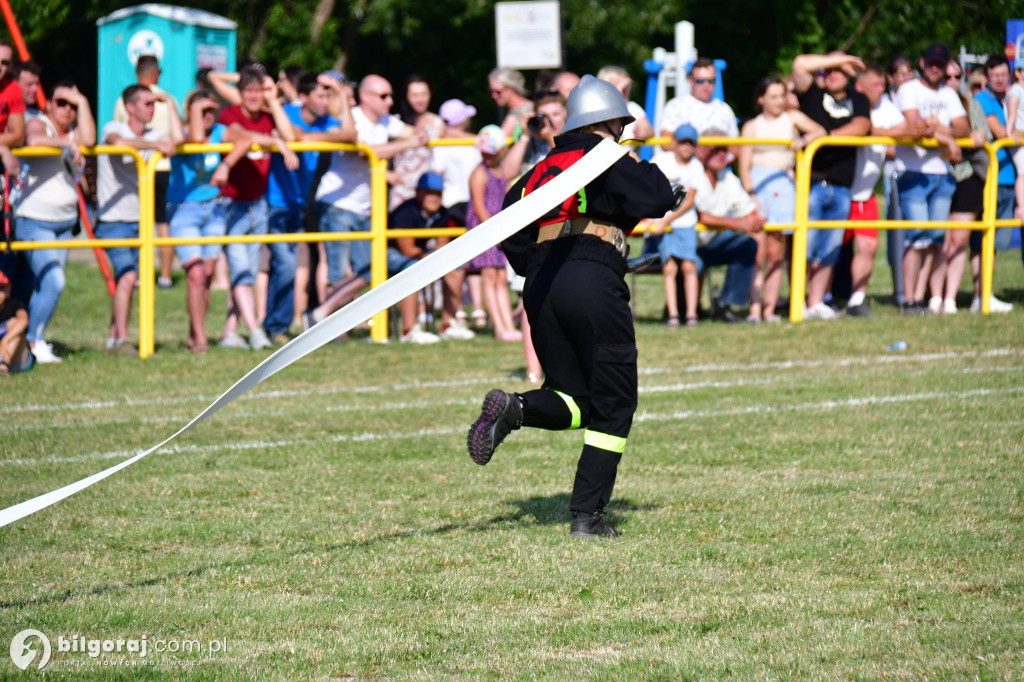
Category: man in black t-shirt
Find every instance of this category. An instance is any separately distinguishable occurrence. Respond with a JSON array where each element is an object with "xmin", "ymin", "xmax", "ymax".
[{"xmin": 792, "ymin": 52, "xmax": 871, "ymax": 319}]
